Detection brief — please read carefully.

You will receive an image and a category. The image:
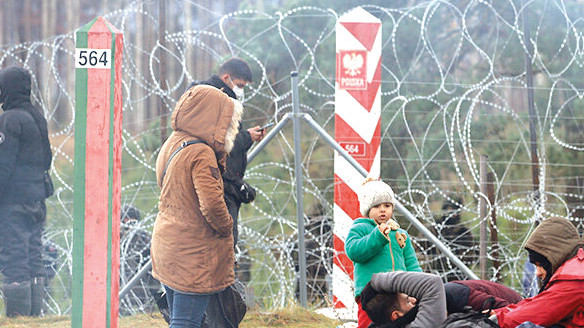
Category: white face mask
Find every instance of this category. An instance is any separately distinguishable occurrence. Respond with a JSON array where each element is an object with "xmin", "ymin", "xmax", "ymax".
[
  {"xmin": 233, "ymin": 86, "xmax": 245, "ymax": 101},
  {"xmin": 228, "ymin": 77, "xmax": 245, "ymax": 102}
]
